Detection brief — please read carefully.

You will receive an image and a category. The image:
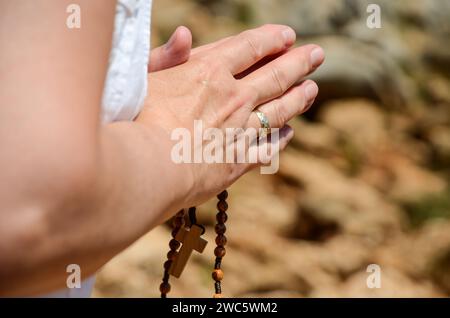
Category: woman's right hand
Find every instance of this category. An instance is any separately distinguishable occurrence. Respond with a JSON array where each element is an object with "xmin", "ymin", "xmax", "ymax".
[{"xmin": 136, "ymin": 24, "xmax": 325, "ymax": 208}]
